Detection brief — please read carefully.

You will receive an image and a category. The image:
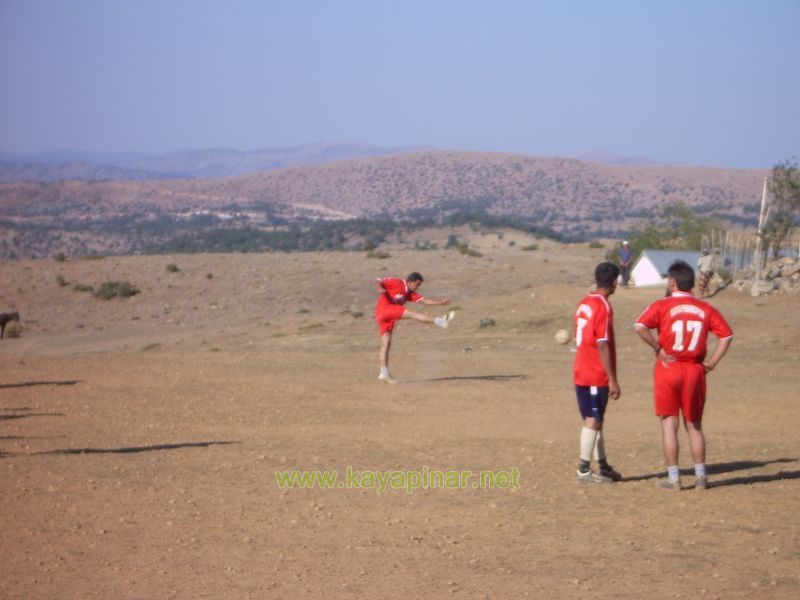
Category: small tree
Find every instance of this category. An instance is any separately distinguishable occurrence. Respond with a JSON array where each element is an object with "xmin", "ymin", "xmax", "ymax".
[
  {"xmin": 622, "ymin": 201, "xmax": 715, "ymax": 258},
  {"xmin": 764, "ymin": 158, "xmax": 800, "ymax": 258}
]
